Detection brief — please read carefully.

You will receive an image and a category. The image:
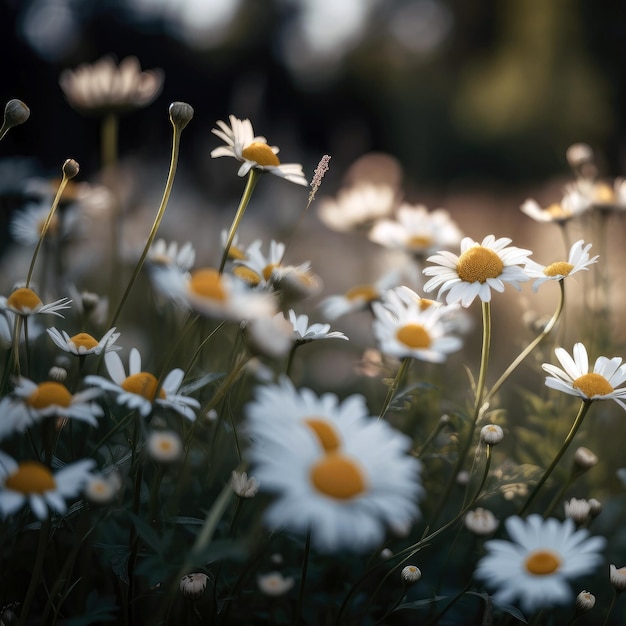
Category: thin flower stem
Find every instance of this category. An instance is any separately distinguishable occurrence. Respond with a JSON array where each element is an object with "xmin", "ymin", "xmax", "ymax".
[
  {"xmin": 294, "ymin": 530, "xmax": 312, "ymax": 626},
  {"xmin": 378, "ymin": 357, "xmax": 412, "ymax": 420},
  {"xmin": 109, "ymin": 114, "xmax": 185, "ymax": 328},
  {"xmin": 485, "ymin": 280, "xmax": 565, "ymax": 404},
  {"xmin": 219, "ymin": 169, "xmax": 259, "ymax": 274},
  {"xmin": 519, "ymin": 400, "xmax": 592, "ymax": 516},
  {"xmin": 601, "ymin": 589, "xmax": 621, "ymax": 626}
]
